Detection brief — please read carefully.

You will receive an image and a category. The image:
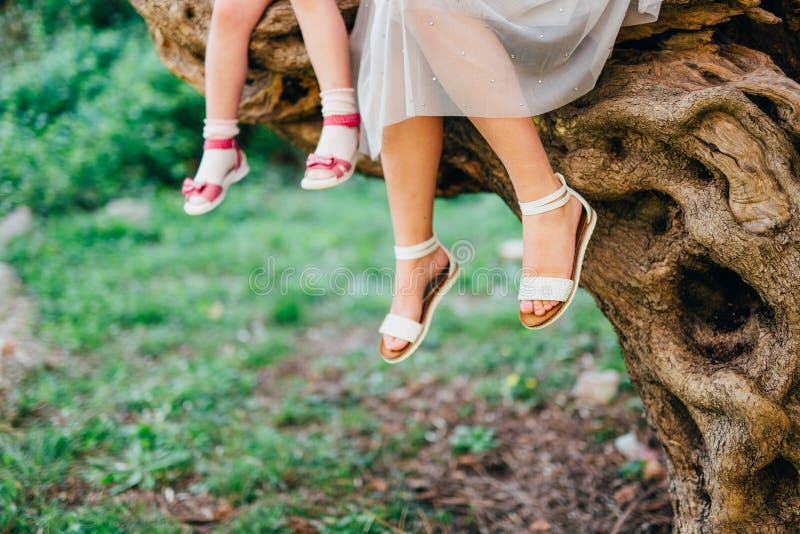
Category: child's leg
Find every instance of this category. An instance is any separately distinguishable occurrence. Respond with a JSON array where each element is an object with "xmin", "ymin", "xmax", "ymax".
[
  {"xmin": 290, "ymin": 0, "xmax": 351, "ymax": 91},
  {"xmin": 468, "ymin": 116, "xmax": 584, "ymax": 317},
  {"xmin": 291, "ymin": 0, "xmax": 359, "ymax": 184},
  {"xmin": 380, "ymin": 117, "xmax": 450, "ymax": 352},
  {"xmin": 189, "ymin": 0, "xmax": 271, "ymax": 198},
  {"xmin": 206, "ymin": 0, "xmax": 274, "ymax": 119}
]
